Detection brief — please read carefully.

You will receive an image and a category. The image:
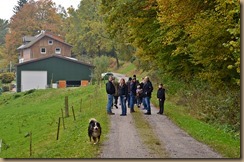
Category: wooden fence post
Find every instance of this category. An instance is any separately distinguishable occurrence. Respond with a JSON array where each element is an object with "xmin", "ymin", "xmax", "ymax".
[
  {"xmin": 61, "ymin": 109, "xmax": 65, "ymax": 130},
  {"xmin": 71, "ymin": 106, "xmax": 76, "ymax": 121},
  {"xmin": 30, "ymin": 131, "xmax": 32, "ymax": 157},
  {"xmin": 24, "ymin": 132, "xmax": 32, "ymax": 157},
  {"xmin": 56, "ymin": 117, "xmax": 61, "ymax": 140},
  {"xmin": 80, "ymin": 98, "xmax": 82, "ymax": 112},
  {"xmin": 65, "ymin": 96, "xmax": 69, "ymax": 117}
]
